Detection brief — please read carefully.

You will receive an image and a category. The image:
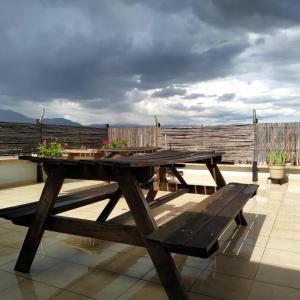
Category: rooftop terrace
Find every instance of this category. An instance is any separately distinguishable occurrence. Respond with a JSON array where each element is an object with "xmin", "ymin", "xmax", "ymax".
[{"xmin": 0, "ymin": 171, "xmax": 299, "ymax": 300}]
